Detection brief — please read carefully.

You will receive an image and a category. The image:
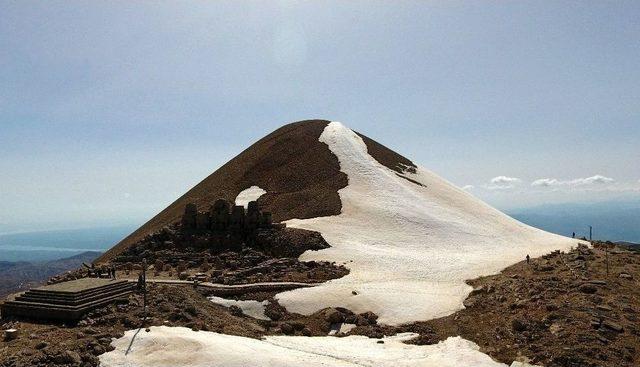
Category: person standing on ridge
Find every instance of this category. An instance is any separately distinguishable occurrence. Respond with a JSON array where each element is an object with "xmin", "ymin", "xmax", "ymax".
[{"xmin": 526, "ymin": 254, "xmax": 530, "ymax": 264}]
